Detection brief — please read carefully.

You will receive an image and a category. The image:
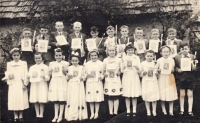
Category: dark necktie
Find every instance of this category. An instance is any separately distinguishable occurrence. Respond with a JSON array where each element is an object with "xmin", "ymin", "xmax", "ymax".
[{"xmin": 42, "ymin": 35, "xmax": 45, "ymax": 40}]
